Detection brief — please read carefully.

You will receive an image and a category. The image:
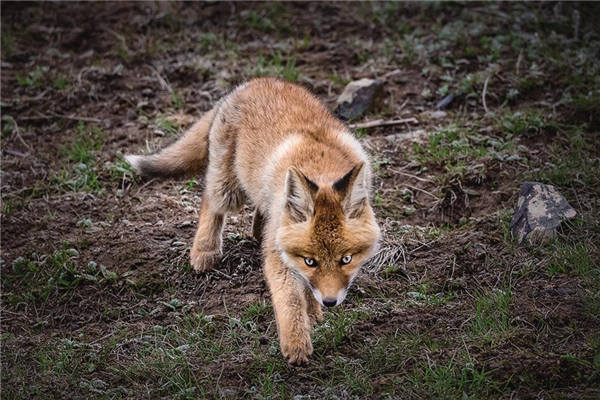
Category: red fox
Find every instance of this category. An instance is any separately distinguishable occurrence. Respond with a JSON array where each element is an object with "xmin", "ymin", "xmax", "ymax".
[{"xmin": 125, "ymin": 78, "xmax": 381, "ymax": 364}]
